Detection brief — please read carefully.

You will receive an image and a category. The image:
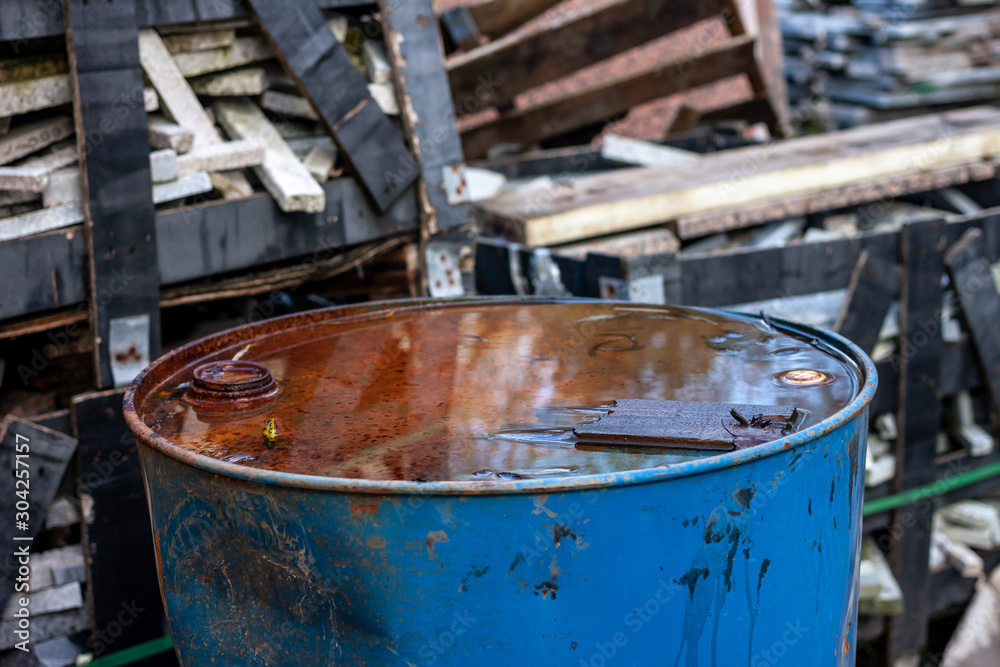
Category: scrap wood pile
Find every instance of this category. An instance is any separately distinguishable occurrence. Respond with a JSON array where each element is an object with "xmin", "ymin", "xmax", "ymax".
[
  {"xmin": 0, "ymin": 11, "xmax": 403, "ymax": 246},
  {"xmin": 438, "ymin": 0, "xmax": 792, "ymax": 160},
  {"xmin": 778, "ymin": 0, "xmax": 1000, "ymax": 129}
]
